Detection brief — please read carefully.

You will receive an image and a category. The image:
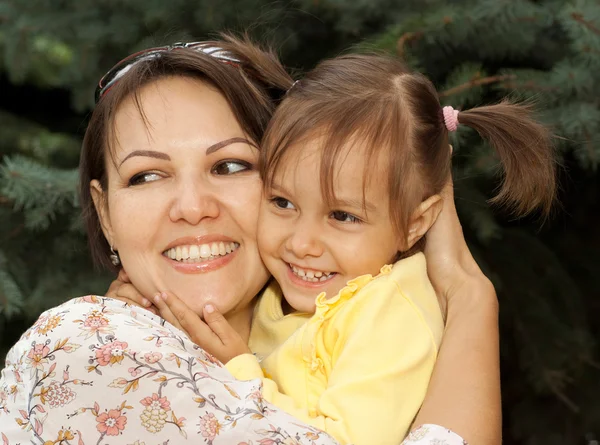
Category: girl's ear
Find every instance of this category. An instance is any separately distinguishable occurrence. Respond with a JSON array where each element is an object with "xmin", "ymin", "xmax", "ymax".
[
  {"xmin": 90, "ymin": 180, "xmax": 115, "ymax": 247},
  {"xmin": 403, "ymin": 195, "xmax": 443, "ymax": 250}
]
